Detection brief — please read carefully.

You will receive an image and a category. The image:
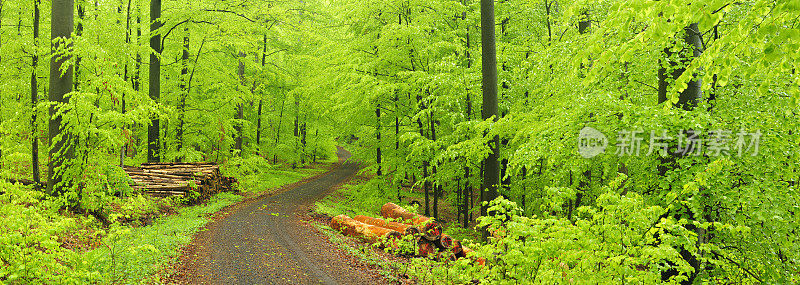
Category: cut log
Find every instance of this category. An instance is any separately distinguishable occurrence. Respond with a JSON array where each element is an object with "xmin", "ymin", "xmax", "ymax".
[
  {"xmin": 417, "ymin": 237, "xmax": 436, "ymax": 257},
  {"xmin": 459, "ymin": 245, "xmax": 486, "ymax": 266},
  {"xmin": 380, "ymin": 202, "xmax": 431, "ymax": 225},
  {"xmin": 434, "ymin": 234, "xmax": 453, "ymax": 250},
  {"xmin": 353, "ymin": 215, "xmax": 421, "ymax": 235},
  {"xmin": 331, "ymin": 214, "xmax": 402, "ymax": 245},
  {"xmin": 451, "ymin": 239, "xmax": 463, "ymax": 255}
]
